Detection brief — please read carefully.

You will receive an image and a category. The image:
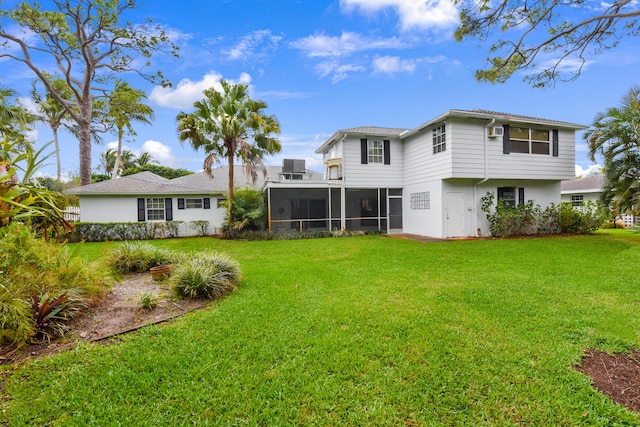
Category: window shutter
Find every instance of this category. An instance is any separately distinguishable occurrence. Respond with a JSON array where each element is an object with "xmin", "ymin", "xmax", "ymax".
[
  {"xmin": 503, "ymin": 125, "xmax": 510, "ymax": 154},
  {"xmin": 518, "ymin": 188, "xmax": 525, "ymax": 207},
  {"xmin": 360, "ymin": 139, "xmax": 368, "ymax": 164},
  {"xmin": 165, "ymin": 198, "xmax": 173, "ymax": 221},
  {"xmin": 178, "ymin": 198, "xmax": 185, "ymax": 209},
  {"xmin": 137, "ymin": 198, "xmax": 145, "ymax": 222},
  {"xmin": 383, "ymin": 140, "xmax": 390, "ymax": 165},
  {"xmin": 552, "ymin": 129, "xmax": 559, "ymax": 157},
  {"xmin": 497, "ymin": 187, "xmax": 505, "ymax": 201},
  {"xmin": 204, "ymin": 197, "xmax": 211, "ymax": 209}
]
